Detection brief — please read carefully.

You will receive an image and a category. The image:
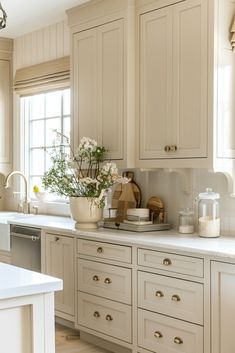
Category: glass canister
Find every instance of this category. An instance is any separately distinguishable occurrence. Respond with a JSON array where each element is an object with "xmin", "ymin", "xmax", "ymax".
[
  {"xmin": 198, "ymin": 188, "xmax": 220, "ymax": 238},
  {"xmin": 178, "ymin": 208, "xmax": 194, "ymax": 234}
]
